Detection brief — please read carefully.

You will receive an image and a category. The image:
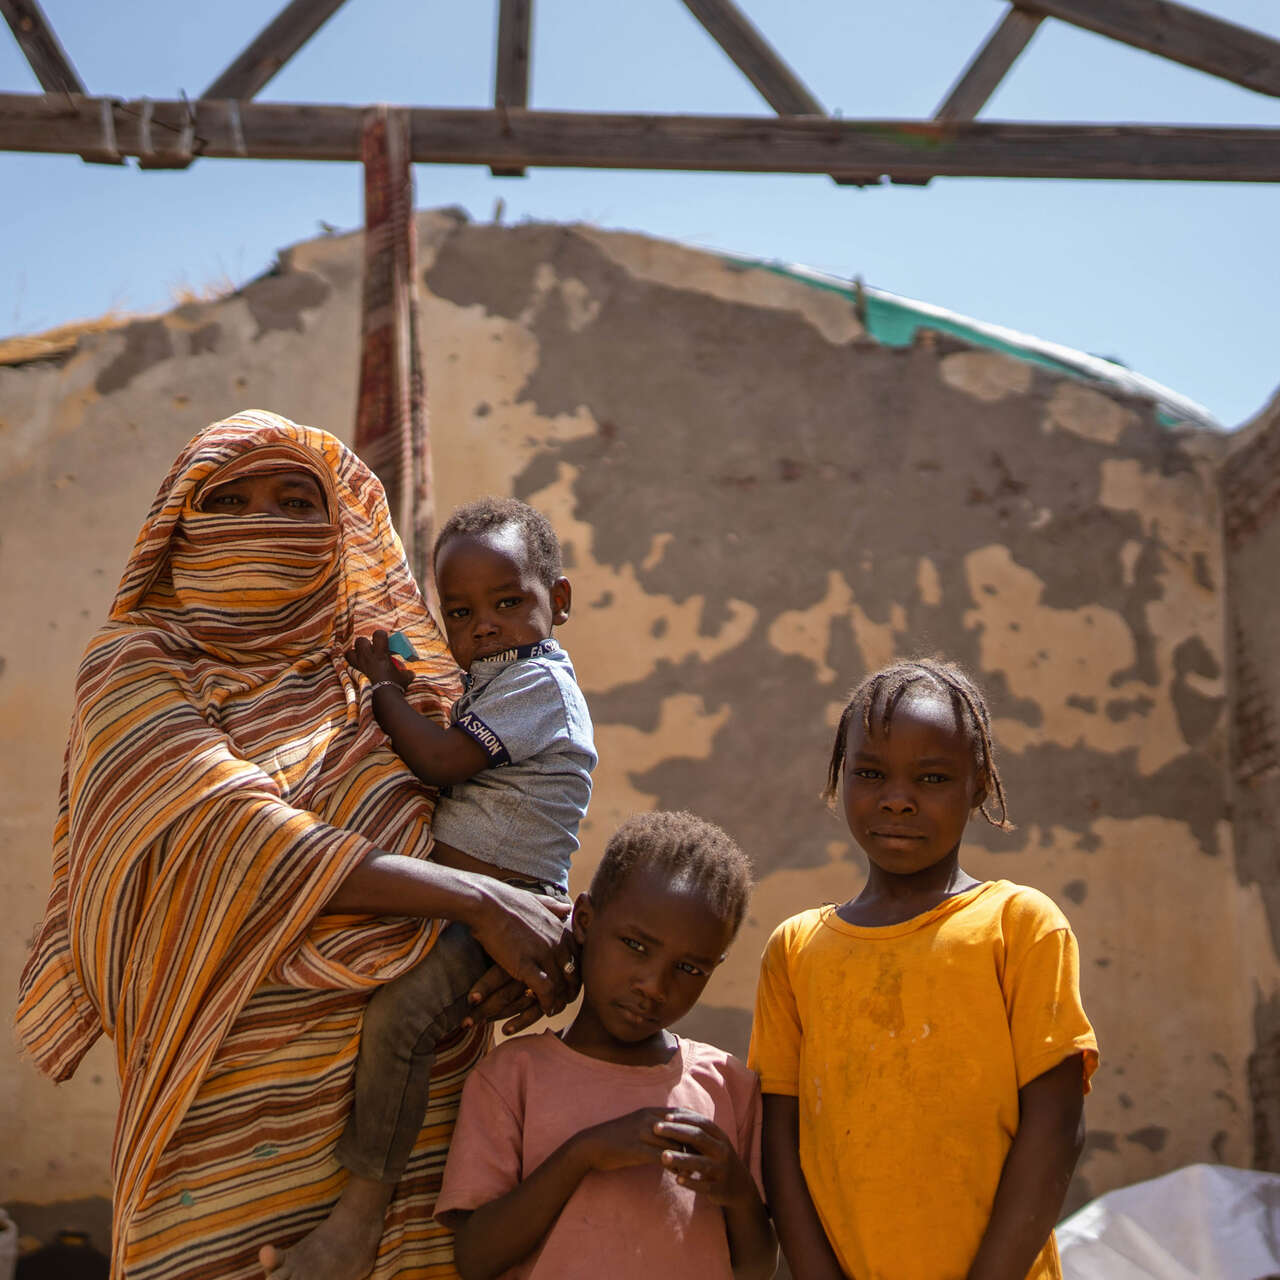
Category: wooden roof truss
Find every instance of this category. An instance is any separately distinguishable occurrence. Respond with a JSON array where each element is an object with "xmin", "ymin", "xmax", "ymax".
[{"xmin": 2, "ymin": 0, "xmax": 1279, "ymax": 182}]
